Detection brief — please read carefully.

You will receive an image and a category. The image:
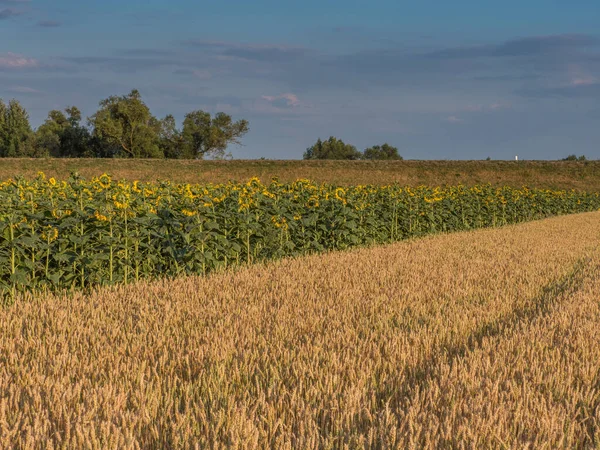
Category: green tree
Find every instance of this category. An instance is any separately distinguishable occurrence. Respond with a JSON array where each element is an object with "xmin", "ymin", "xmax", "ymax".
[
  {"xmin": 36, "ymin": 107, "xmax": 91, "ymax": 157},
  {"xmin": 181, "ymin": 111, "xmax": 249, "ymax": 159},
  {"xmin": 36, "ymin": 109, "xmax": 67, "ymax": 156},
  {"xmin": 89, "ymin": 89, "xmax": 162, "ymax": 158},
  {"xmin": 303, "ymin": 136, "xmax": 362, "ymax": 160},
  {"xmin": 563, "ymin": 154, "xmax": 587, "ymax": 161},
  {"xmin": 0, "ymin": 100, "xmax": 7, "ymax": 155},
  {"xmin": 158, "ymin": 114, "xmax": 185, "ymax": 158},
  {"xmin": 0, "ymin": 99, "xmax": 37, "ymax": 157},
  {"xmin": 61, "ymin": 107, "xmax": 93, "ymax": 157},
  {"xmin": 362, "ymin": 143, "xmax": 403, "ymax": 160}
]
